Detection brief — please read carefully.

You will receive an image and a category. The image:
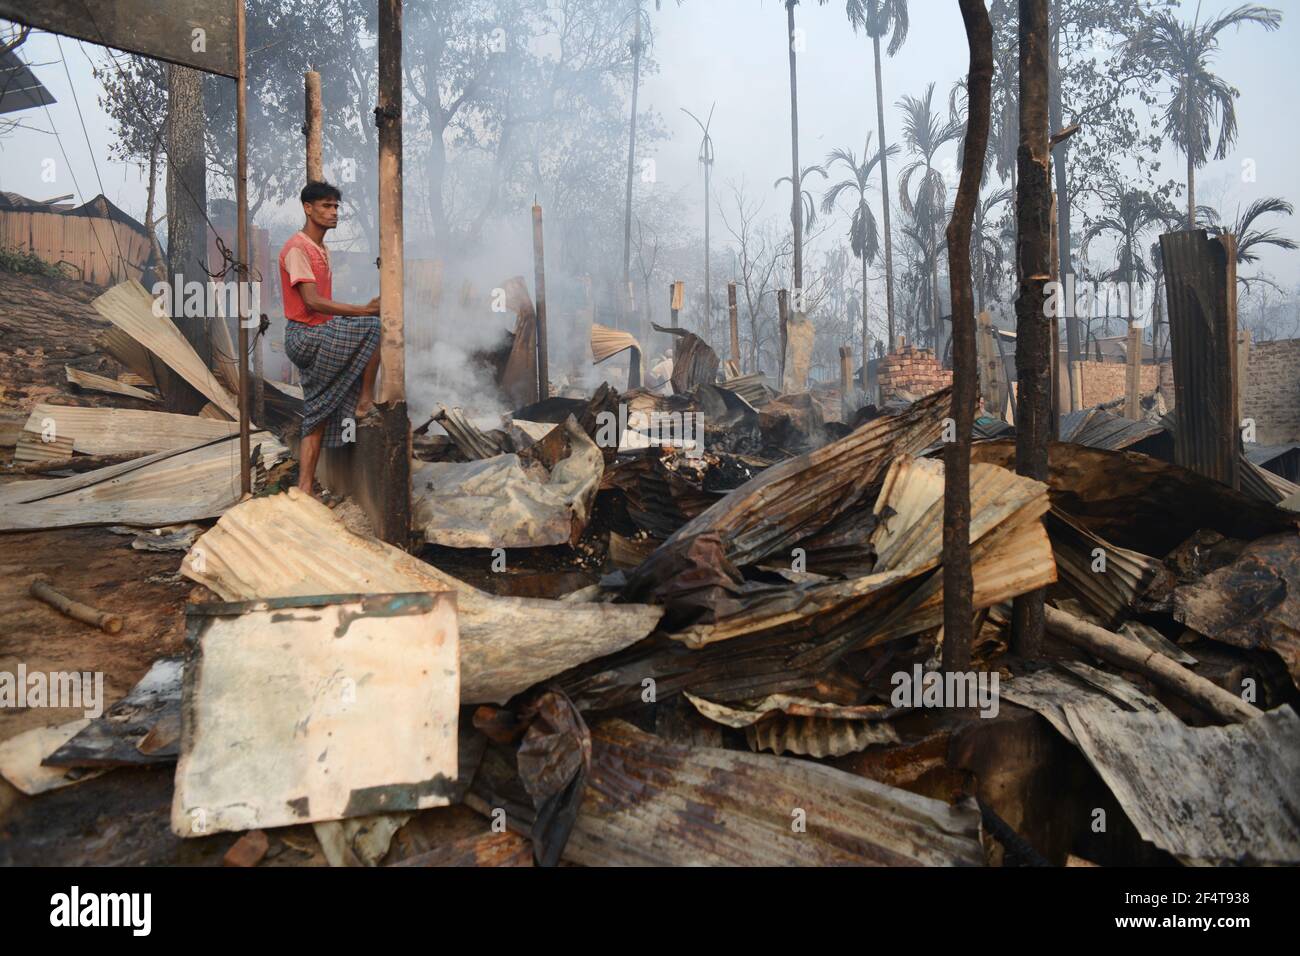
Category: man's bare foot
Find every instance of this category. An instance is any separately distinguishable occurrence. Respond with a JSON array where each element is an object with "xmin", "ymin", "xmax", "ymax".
[{"xmin": 296, "ymin": 480, "xmax": 319, "ymax": 500}]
